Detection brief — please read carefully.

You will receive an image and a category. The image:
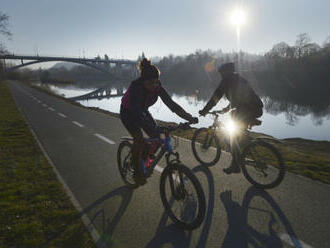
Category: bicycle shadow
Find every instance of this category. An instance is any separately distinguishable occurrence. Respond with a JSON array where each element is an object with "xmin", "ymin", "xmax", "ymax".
[
  {"xmin": 145, "ymin": 164, "xmax": 215, "ymax": 248},
  {"xmin": 41, "ymin": 185, "xmax": 133, "ymax": 248},
  {"xmin": 220, "ymin": 186, "xmax": 303, "ymax": 248}
]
